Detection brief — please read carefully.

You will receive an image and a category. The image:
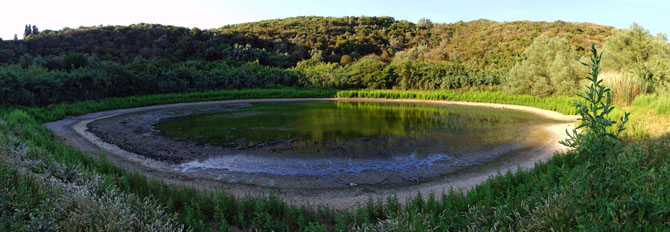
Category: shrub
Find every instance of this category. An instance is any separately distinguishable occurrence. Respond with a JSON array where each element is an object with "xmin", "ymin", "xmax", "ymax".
[
  {"xmin": 62, "ymin": 52, "xmax": 88, "ymax": 70},
  {"xmin": 347, "ymin": 56, "xmax": 389, "ymax": 88},
  {"xmin": 392, "ymin": 44, "xmax": 431, "ymax": 62},
  {"xmin": 601, "ymin": 24, "xmax": 670, "ymax": 93},
  {"xmin": 505, "ymin": 35, "xmax": 587, "ymax": 97},
  {"xmin": 295, "ymin": 61, "xmax": 349, "ymax": 88}
]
